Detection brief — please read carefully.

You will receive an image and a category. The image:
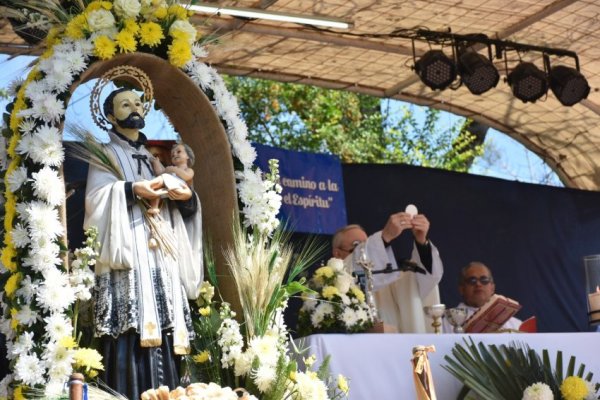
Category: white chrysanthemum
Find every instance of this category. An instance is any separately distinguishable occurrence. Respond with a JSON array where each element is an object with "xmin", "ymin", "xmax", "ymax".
[
  {"xmin": 43, "ymin": 59, "xmax": 74, "ymax": 93},
  {"xmin": 355, "ymin": 307, "xmax": 370, "ymax": 323},
  {"xmin": 248, "ymin": 335, "xmax": 280, "ymax": 367},
  {"xmin": 311, "ymin": 303, "xmax": 334, "ymax": 327},
  {"xmin": 7, "ymin": 77, "xmax": 24, "ymax": 97},
  {"xmin": 27, "ymin": 93, "xmax": 65, "ymax": 123},
  {"xmin": 43, "ymin": 313, "xmax": 73, "ymax": 342},
  {"xmin": 214, "ymin": 90, "xmax": 241, "ymax": 120},
  {"xmin": 16, "ymin": 305, "xmax": 38, "ymax": 327},
  {"xmin": 18, "ymin": 118, "xmax": 37, "ymax": 135},
  {"xmin": 252, "ymin": 364, "xmax": 276, "ymax": 393},
  {"xmin": 24, "ymin": 80, "xmax": 50, "ymax": 103},
  {"xmin": 191, "ymin": 43, "xmax": 208, "ymax": 58},
  {"xmin": 340, "ymin": 308, "xmax": 359, "ymax": 329},
  {"xmin": 22, "ymin": 240, "xmax": 62, "ymax": 273},
  {"xmin": 12, "ymin": 223, "xmax": 30, "ymax": 249},
  {"xmin": 11, "ymin": 331, "xmax": 35, "ymax": 357},
  {"xmin": 301, "ymin": 294, "xmax": 318, "ymax": 311},
  {"xmin": 522, "ymin": 382, "xmax": 553, "ymax": 400},
  {"xmin": 227, "ymin": 117, "xmax": 249, "ymax": 142},
  {"xmin": 339, "ymin": 293, "xmax": 351, "ymax": 306},
  {"xmin": 73, "ymin": 38, "xmax": 95, "ymax": 58},
  {"xmin": 169, "ymin": 20, "xmax": 197, "ymax": 44},
  {"xmin": 6, "ymin": 166, "xmax": 28, "ymax": 192},
  {"xmin": 234, "ymin": 351, "xmax": 253, "ymax": 377},
  {"xmin": 0, "ymin": 318, "xmax": 15, "ymax": 341},
  {"xmin": 86, "ymin": 9, "xmax": 116, "ymax": 31},
  {"xmin": 22, "ymin": 200, "xmax": 63, "ymax": 240},
  {"xmin": 37, "ymin": 270, "xmax": 76, "ymax": 312},
  {"xmin": 235, "ymin": 141, "xmax": 258, "ymax": 167},
  {"xmin": 61, "ymin": 49, "xmax": 87, "ymax": 74},
  {"xmin": 113, "ymin": 0, "xmax": 141, "ymax": 19},
  {"xmin": 585, "ymin": 381, "xmax": 598, "ymax": 400},
  {"xmin": 15, "ymin": 275, "xmax": 38, "ymax": 303},
  {"xmin": 32, "ymin": 166, "xmax": 65, "ymax": 206},
  {"xmin": 15, "ymin": 353, "xmax": 46, "ymax": 386},
  {"xmin": 45, "ymin": 379, "xmax": 68, "ymax": 398},
  {"xmin": 293, "ymin": 371, "xmax": 329, "ymax": 400},
  {"xmin": 0, "ymin": 374, "xmax": 13, "ymax": 399},
  {"xmin": 187, "ymin": 63, "xmax": 215, "ymax": 90},
  {"xmin": 43, "ymin": 341, "xmax": 75, "ymax": 376}
]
